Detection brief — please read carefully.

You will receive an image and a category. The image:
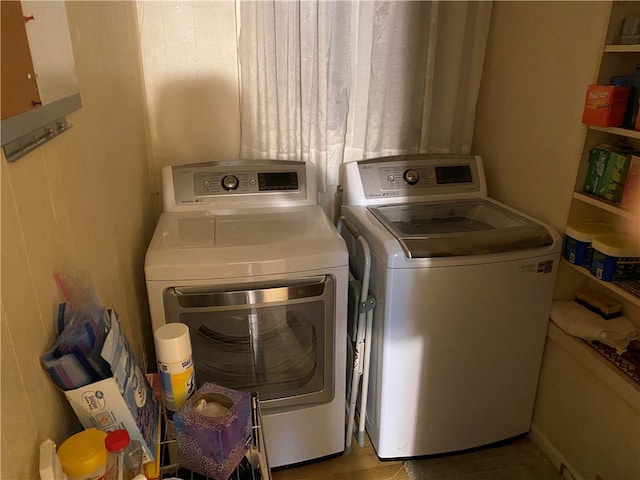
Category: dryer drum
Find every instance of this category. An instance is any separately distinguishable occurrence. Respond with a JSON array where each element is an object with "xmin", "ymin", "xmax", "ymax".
[{"xmin": 191, "ymin": 309, "xmax": 319, "ymax": 397}]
